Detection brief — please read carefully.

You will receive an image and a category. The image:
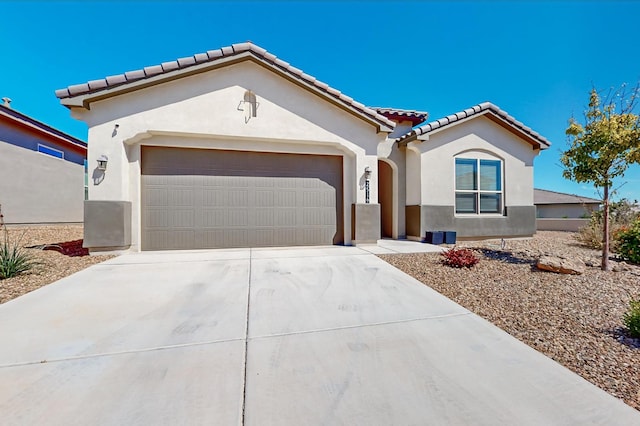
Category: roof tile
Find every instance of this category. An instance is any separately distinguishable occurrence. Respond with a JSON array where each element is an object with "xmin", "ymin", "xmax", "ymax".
[
  {"xmin": 177, "ymin": 56, "xmax": 196, "ymax": 68},
  {"xmin": 315, "ymin": 81, "xmax": 329, "ymax": 91},
  {"xmin": 206, "ymin": 49, "xmax": 224, "ymax": 59},
  {"xmin": 144, "ymin": 65, "xmax": 164, "ymax": 77},
  {"xmin": 105, "ymin": 74, "xmax": 127, "ymax": 85},
  {"xmin": 68, "ymin": 83, "xmax": 90, "ymax": 96},
  {"xmin": 88, "ymin": 79, "xmax": 108, "ymax": 90},
  {"xmin": 300, "ymin": 72, "xmax": 315, "ymax": 82},
  {"xmin": 288, "ymin": 65, "xmax": 303, "ymax": 76},
  {"xmin": 194, "ymin": 53, "xmax": 209, "ymax": 63},
  {"xmin": 232, "ymin": 42, "xmax": 252, "ymax": 52},
  {"xmin": 55, "ymin": 42, "xmax": 395, "ymax": 130},
  {"xmin": 273, "ymin": 58, "xmax": 289, "ymax": 69},
  {"xmin": 55, "ymin": 88, "xmax": 69, "ymax": 98},
  {"xmin": 397, "ymin": 102, "xmax": 551, "ymax": 149},
  {"xmin": 124, "ymin": 69, "xmax": 145, "ymax": 81},
  {"xmin": 250, "ymin": 44, "xmax": 267, "ymax": 56},
  {"xmin": 262, "ymin": 52, "xmax": 277, "ymax": 62},
  {"xmin": 326, "ymin": 87, "xmax": 340, "ymax": 96},
  {"xmin": 161, "ymin": 61, "xmax": 180, "ymax": 72}
]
